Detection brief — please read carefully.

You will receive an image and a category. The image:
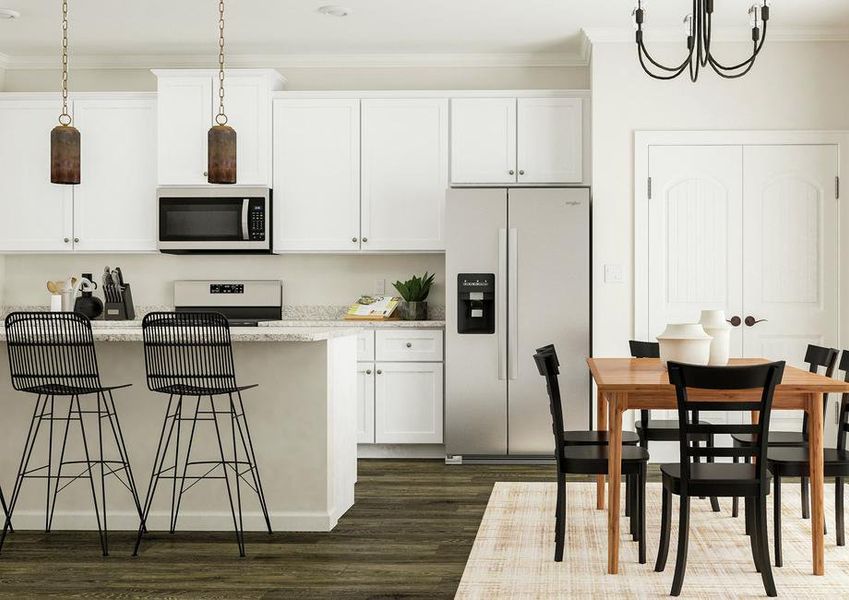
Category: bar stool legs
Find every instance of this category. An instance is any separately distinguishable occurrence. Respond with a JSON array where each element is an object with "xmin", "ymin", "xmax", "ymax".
[
  {"xmin": 134, "ymin": 392, "xmax": 272, "ymax": 557},
  {"xmin": 0, "ymin": 392, "xmax": 143, "ymax": 556}
]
